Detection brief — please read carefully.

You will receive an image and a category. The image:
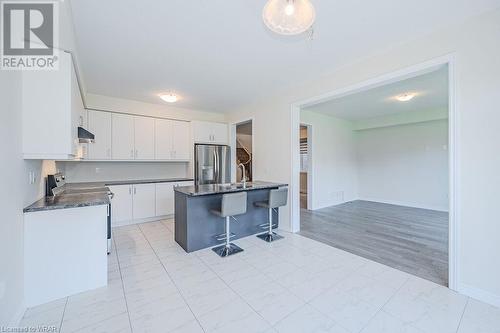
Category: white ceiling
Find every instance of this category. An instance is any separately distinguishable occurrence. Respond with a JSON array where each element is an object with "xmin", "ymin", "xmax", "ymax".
[
  {"xmin": 70, "ymin": 0, "xmax": 500, "ymax": 113},
  {"xmin": 303, "ymin": 66, "xmax": 448, "ymax": 120}
]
